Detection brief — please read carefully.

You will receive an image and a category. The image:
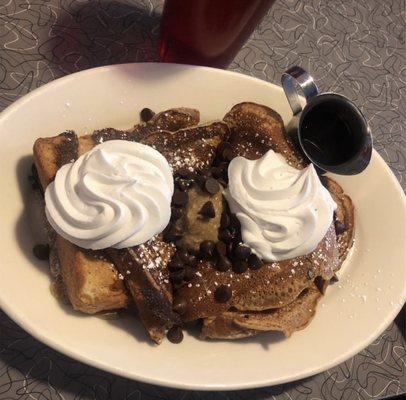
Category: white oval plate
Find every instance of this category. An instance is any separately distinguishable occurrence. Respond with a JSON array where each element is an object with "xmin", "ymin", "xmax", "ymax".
[{"xmin": 0, "ymin": 63, "xmax": 405, "ymax": 391}]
